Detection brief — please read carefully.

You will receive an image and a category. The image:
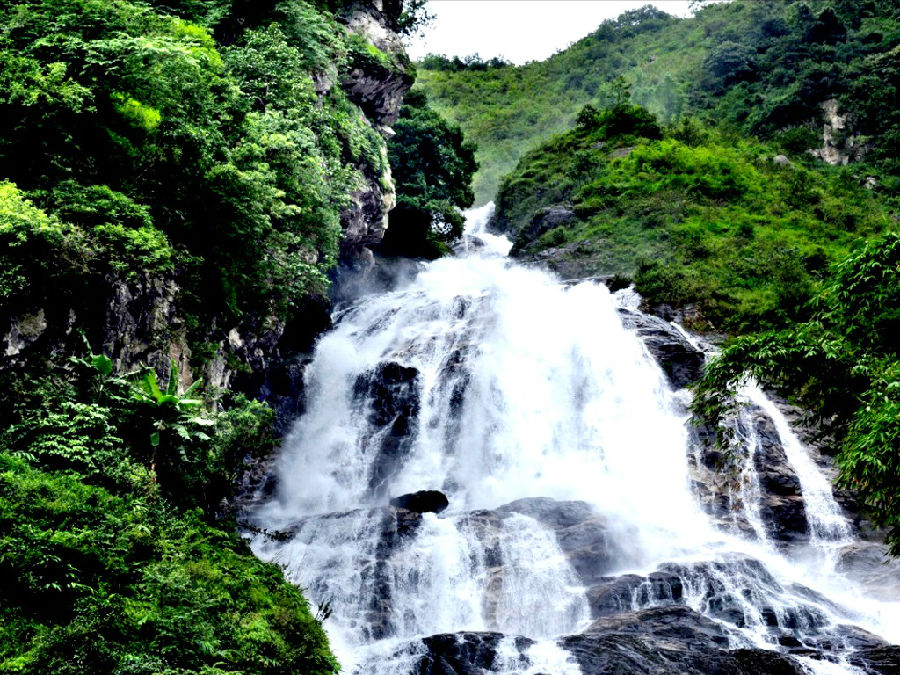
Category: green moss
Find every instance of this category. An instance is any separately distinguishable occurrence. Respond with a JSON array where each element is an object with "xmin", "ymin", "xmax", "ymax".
[{"xmin": 0, "ymin": 355, "xmax": 335, "ymax": 675}]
